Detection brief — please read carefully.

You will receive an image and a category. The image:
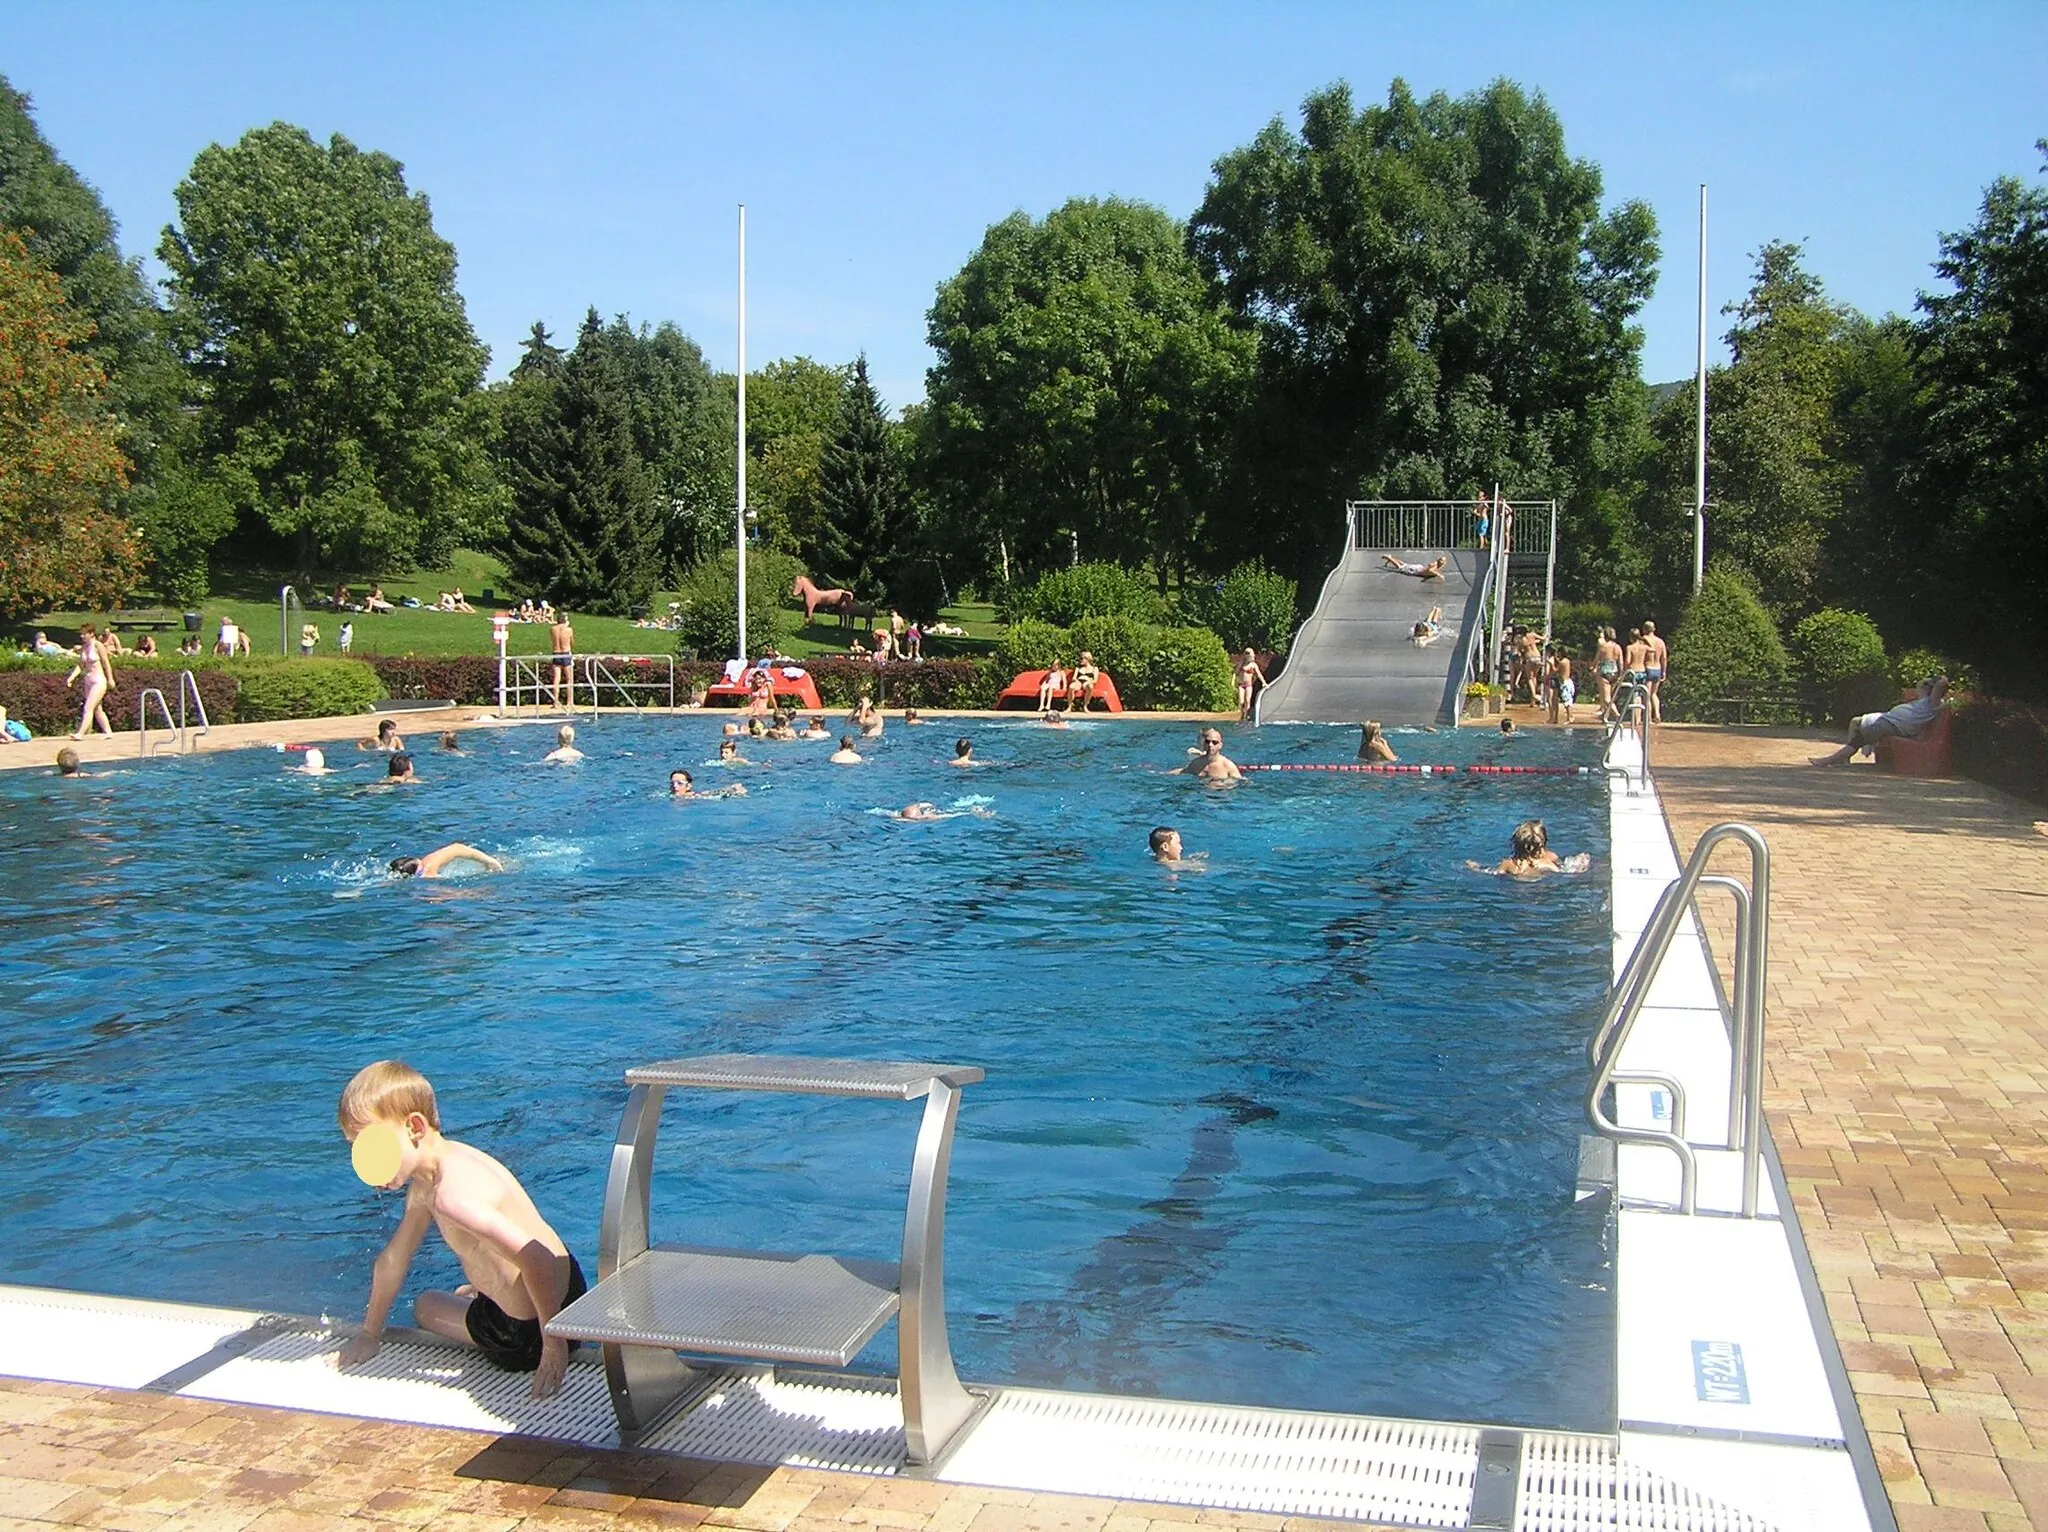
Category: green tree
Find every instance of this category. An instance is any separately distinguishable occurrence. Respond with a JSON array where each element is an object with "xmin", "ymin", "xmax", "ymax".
[
  {"xmin": 925, "ymin": 196, "xmax": 1253, "ymax": 586},
  {"xmin": 0, "ymin": 76, "xmax": 180, "ymax": 483},
  {"xmin": 813, "ymin": 356, "xmax": 911, "ymax": 601},
  {"xmin": 745, "ymin": 357, "xmax": 847, "ymax": 562},
  {"xmin": 498, "ymin": 310, "xmax": 661, "ymax": 613},
  {"xmin": 1662, "ymin": 564, "xmax": 1790, "ymax": 720},
  {"xmin": 0, "ymin": 232, "xmax": 138, "ymax": 619},
  {"xmin": 159, "ymin": 123, "xmax": 492, "ymax": 577},
  {"xmin": 1905, "ymin": 146, "xmax": 2048, "ymax": 694},
  {"xmin": 1190, "ymin": 79, "xmax": 1659, "ymax": 598}
]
